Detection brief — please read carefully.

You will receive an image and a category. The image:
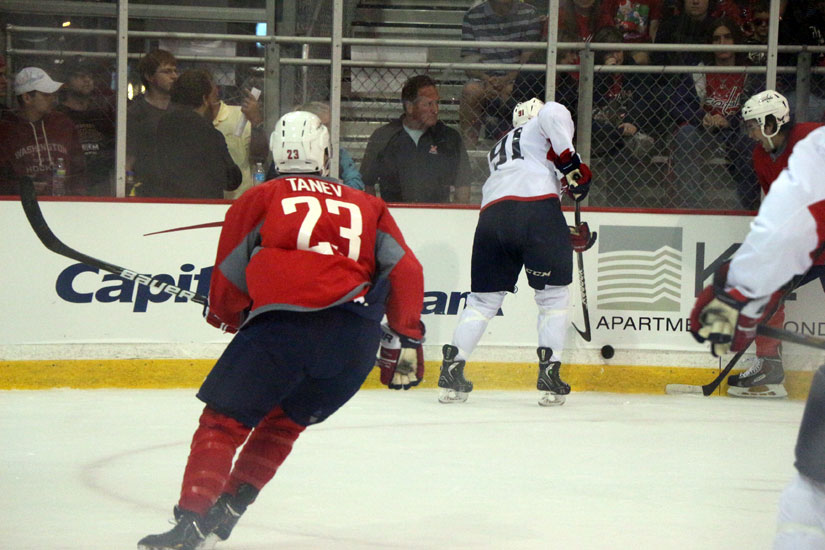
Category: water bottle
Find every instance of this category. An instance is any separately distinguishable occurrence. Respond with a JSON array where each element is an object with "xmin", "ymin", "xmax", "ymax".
[
  {"xmin": 254, "ymin": 162, "xmax": 266, "ymax": 186},
  {"xmin": 53, "ymin": 158, "xmax": 67, "ymax": 196}
]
